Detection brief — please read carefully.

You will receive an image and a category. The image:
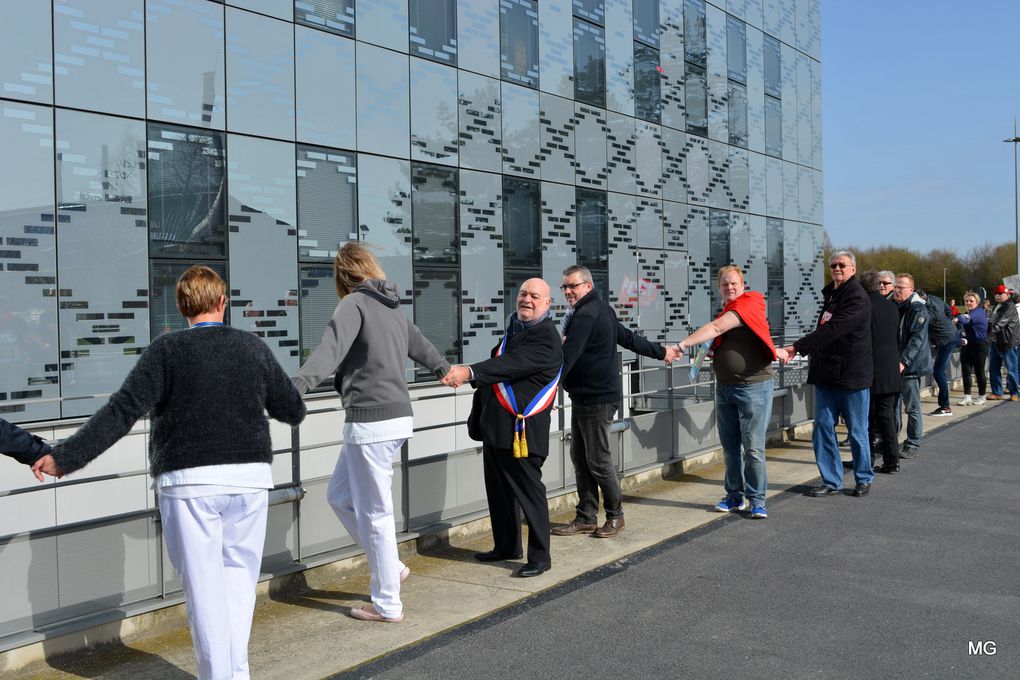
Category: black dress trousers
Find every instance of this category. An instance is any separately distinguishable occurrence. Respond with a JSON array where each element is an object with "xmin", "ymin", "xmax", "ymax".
[{"xmin": 482, "ymin": 444, "xmax": 551, "ymax": 565}]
